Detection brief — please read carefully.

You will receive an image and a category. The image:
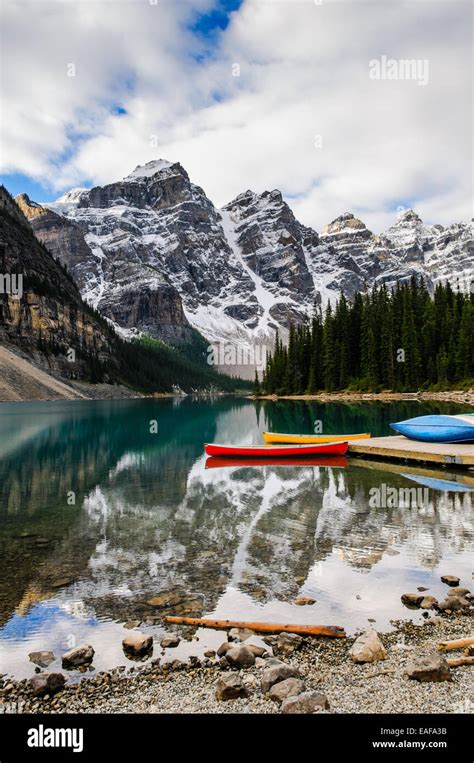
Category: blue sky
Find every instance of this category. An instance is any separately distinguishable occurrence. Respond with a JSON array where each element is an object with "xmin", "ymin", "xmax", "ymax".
[
  {"xmin": 1, "ymin": 0, "xmax": 471, "ymax": 232},
  {"xmin": 2, "ymin": 0, "xmax": 244, "ymax": 204}
]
